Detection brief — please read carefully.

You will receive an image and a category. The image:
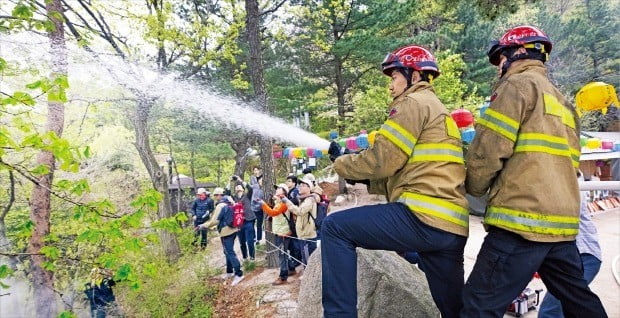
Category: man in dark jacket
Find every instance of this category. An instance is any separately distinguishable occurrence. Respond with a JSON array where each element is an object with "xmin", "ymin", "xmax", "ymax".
[
  {"xmin": 85, "ymin": 268, "xmax": 119, "ymax": 318},
  {"xmin": 284, "ymin": 175, "xmax": 302, "ymax": 273},
  {"xmin": 191, "ymin": 188, "xmax": 214, "ymax": 249}
]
